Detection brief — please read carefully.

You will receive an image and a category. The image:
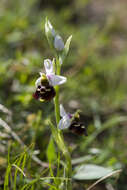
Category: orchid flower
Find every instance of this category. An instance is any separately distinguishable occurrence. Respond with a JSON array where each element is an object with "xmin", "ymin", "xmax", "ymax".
[
  {"xmin": 58, "ymin": 104, "xmax": 87, "ymax": 136},
  {"xmin": 35, "ymin": 59, "xmax": 67, "ymax": 88},
  {"xmin": 33, "ymin": 59, "xmax": 67, "ymax": 101}
]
